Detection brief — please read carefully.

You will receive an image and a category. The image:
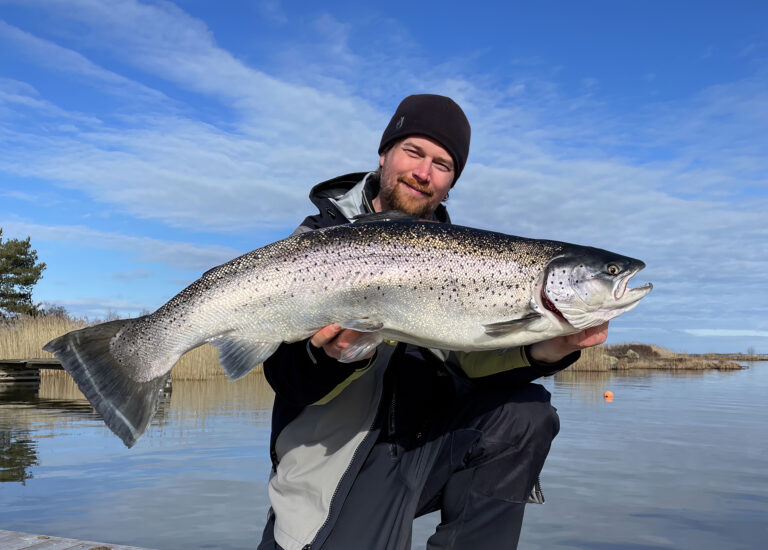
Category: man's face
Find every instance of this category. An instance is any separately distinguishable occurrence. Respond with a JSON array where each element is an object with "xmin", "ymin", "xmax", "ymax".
[{"xmin": 374, "ymin": 136, "xmax": 455, "ymax": 218}]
